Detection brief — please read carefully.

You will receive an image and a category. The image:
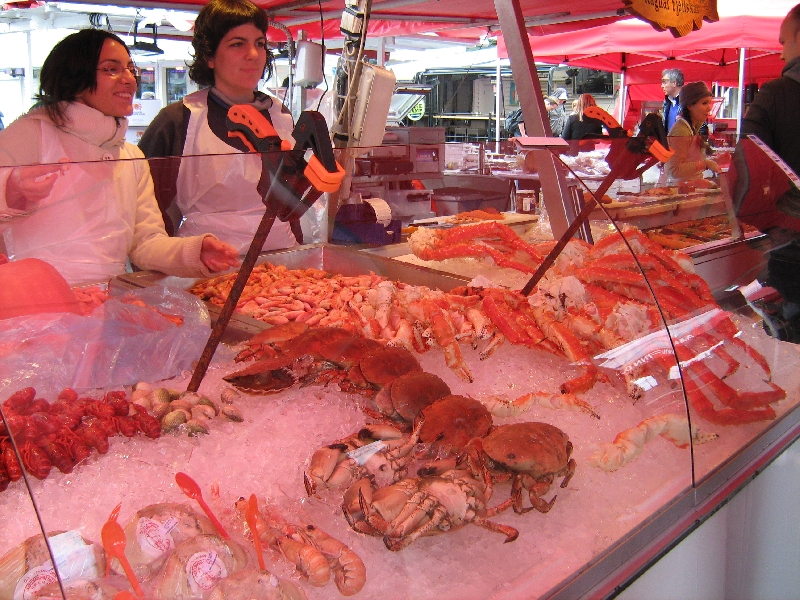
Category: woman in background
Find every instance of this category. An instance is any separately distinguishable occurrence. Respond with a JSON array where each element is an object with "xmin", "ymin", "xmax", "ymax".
[
  {"xmin": 561, "ymin": 94, "xmax": 604, "ymax": 141},
  {"xmin": 0, "ymin": 29, "xmax": 238, "ymax": 285},
  {"xmin": 139, "ymin": 0, "xmax": 302, "ymax": 252},
  {"xmin": 664, "ymin": 81, "xmax": 720, "ymax": 182}
]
